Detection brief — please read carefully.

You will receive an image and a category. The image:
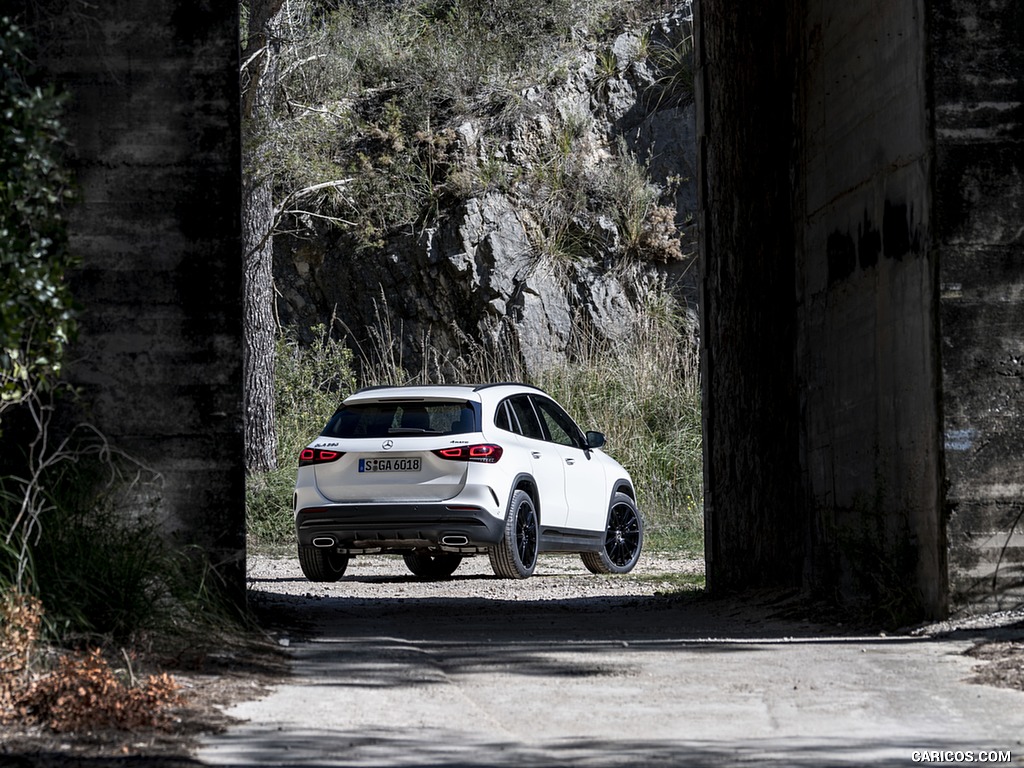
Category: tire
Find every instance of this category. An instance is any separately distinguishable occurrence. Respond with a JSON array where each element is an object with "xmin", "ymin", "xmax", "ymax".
[
  {"xmin": 489, "ymin": 489, "xmax": 539, "ymax": 579},
  {"xmin": 581, "ymin": 492, "xmax": 643, "ymax": 574},
  {"xmin": 298, "ymin": 545, "xmax": 350, "ymax": 582},
  {"xmin": 402, "ymin": 550, "xmax": 463, "ymax": 579}
]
